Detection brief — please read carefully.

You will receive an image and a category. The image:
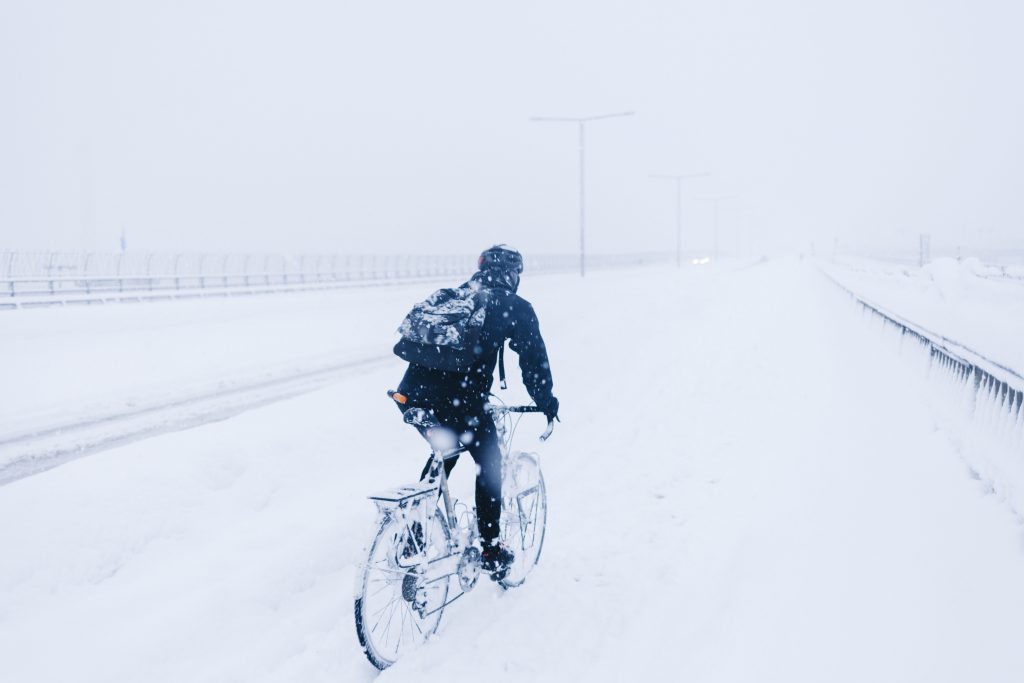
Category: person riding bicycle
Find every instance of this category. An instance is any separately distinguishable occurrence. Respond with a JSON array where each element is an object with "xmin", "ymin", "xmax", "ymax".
[{"xmin": 391, "ymin": 244, "xmax": 559, "ymax": 579}]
